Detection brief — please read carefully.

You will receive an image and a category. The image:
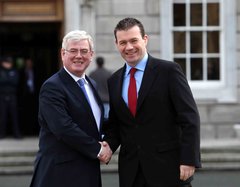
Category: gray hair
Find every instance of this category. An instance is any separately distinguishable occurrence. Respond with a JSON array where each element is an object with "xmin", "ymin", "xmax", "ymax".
[{"xmin": 62, "ymin": 30, "xmax": 94, "ymax": 51}]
